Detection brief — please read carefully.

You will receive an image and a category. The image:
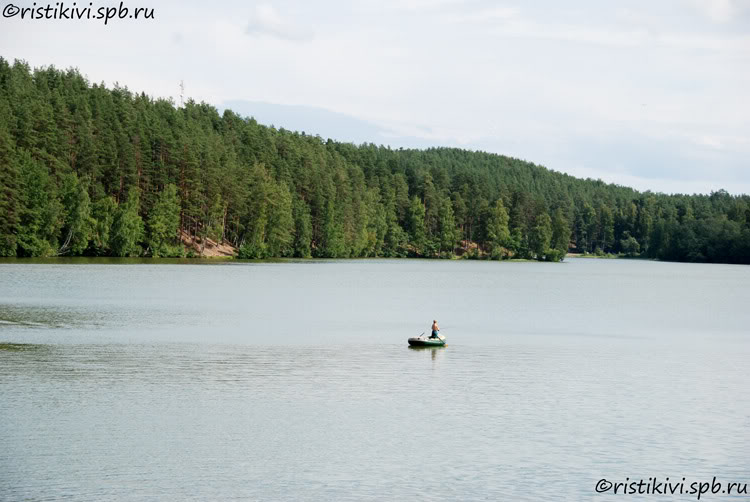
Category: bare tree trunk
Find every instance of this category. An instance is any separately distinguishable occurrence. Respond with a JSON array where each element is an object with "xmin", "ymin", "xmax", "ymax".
[
  {"xmin": 58, "ymin": 227, "xmax": 74, "ymax": 255},
  {"xmin": 222, "ymin": 205, "xmax": 228, "ymax": 244}
]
